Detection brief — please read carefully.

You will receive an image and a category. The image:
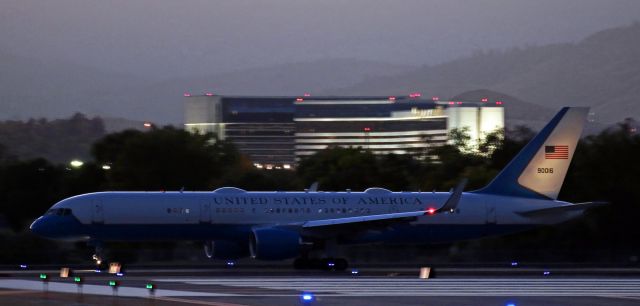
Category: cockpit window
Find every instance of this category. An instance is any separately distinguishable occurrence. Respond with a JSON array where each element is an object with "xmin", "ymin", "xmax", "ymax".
[{"xmin": 45, "ymin": 208, "xmax": 72, "ymax": 216}]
